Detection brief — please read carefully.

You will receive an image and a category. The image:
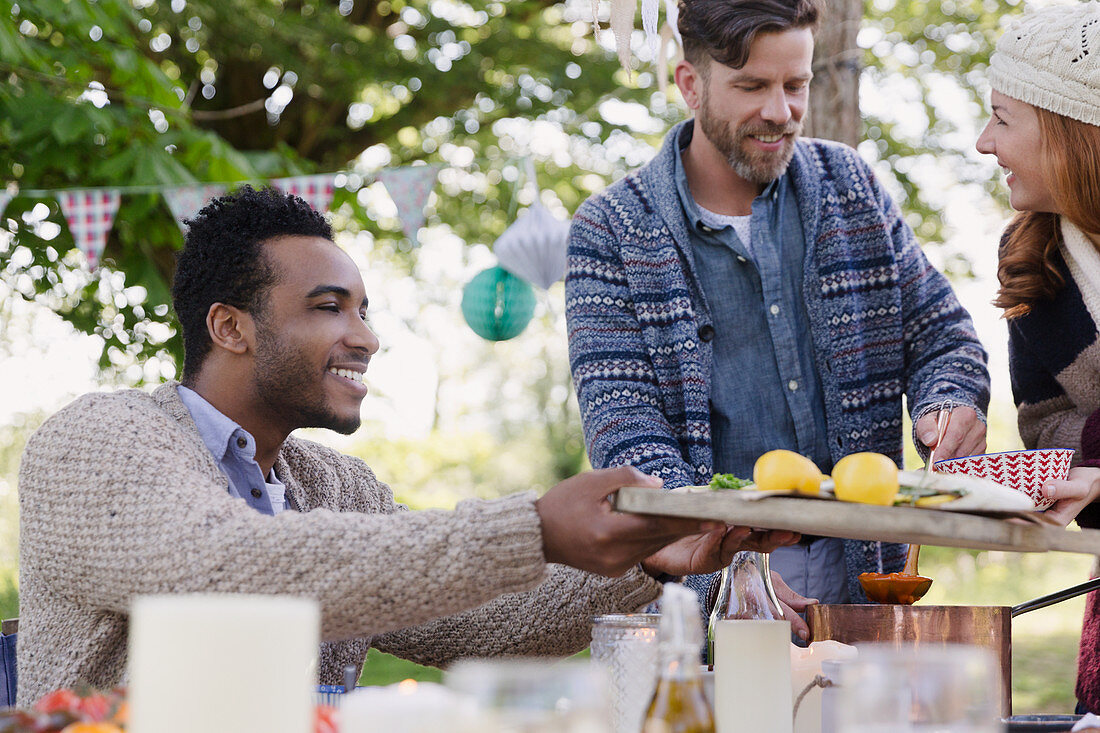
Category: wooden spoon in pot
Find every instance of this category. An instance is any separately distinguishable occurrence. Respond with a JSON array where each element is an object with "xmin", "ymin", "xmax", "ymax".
[{"xmin": 858, "ymin": 544, "xmax": 933, "ymax": 605}]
